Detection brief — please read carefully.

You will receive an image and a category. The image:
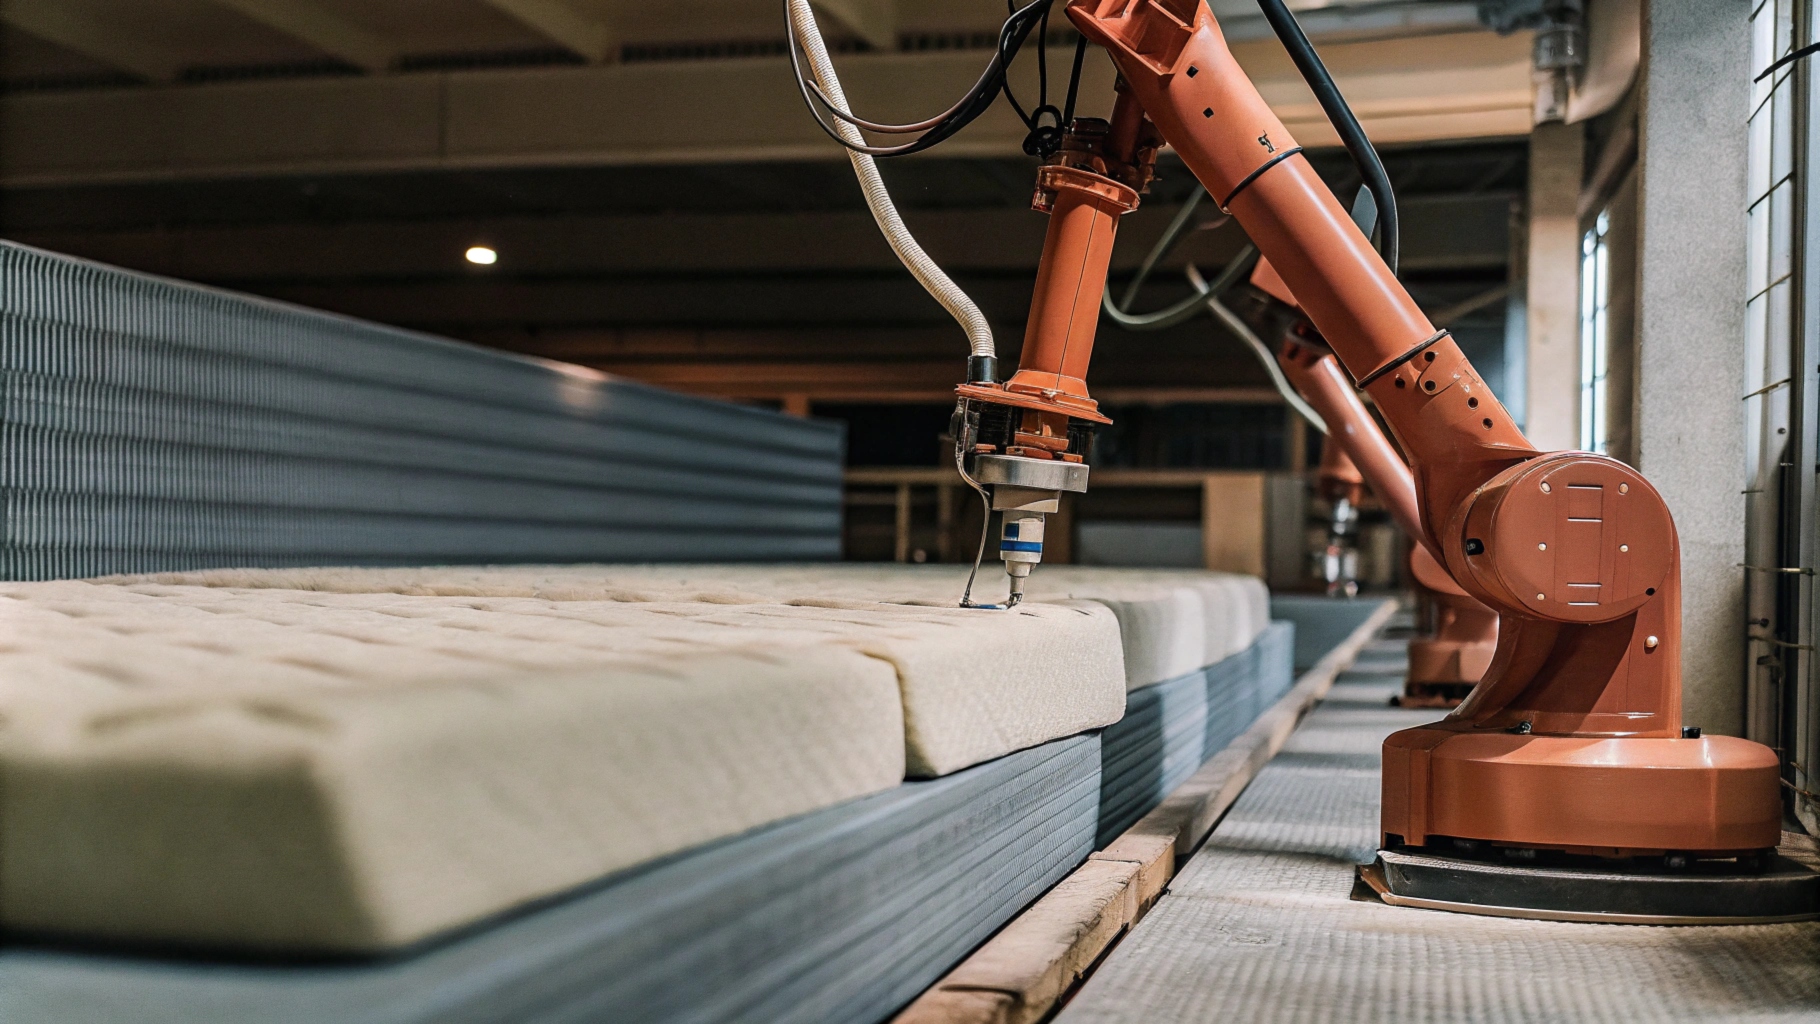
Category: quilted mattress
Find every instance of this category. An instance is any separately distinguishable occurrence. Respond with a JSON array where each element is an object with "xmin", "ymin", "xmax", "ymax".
[
  {"xmin": 0, "ymin": 735, "xmax": 1101, "ymax": 1024},
  {"xmin": 0, "ymin": 575, "xmax": 1124, "ymax": 952},
  {"xmin": 125, "ymin": 563, "xmax": 1272, "ymax": 691}
]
